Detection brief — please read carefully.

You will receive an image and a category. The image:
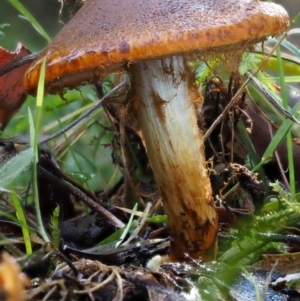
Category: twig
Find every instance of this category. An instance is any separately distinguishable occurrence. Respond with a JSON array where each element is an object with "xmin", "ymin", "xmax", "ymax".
[
  {"xmin": 38, "ymin": 166, "xmax": 125, "ymax": 228},
  {"xmin": 204, "ymin": 33, "xmax": 288, "ymax": 141},
  {"xmin": 0, "ymin": 81, "xmax": 127, "ymax": 145},
  {"xmin": 39, "ymin": 81, "xmax": 127, "ymax": 144}
]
